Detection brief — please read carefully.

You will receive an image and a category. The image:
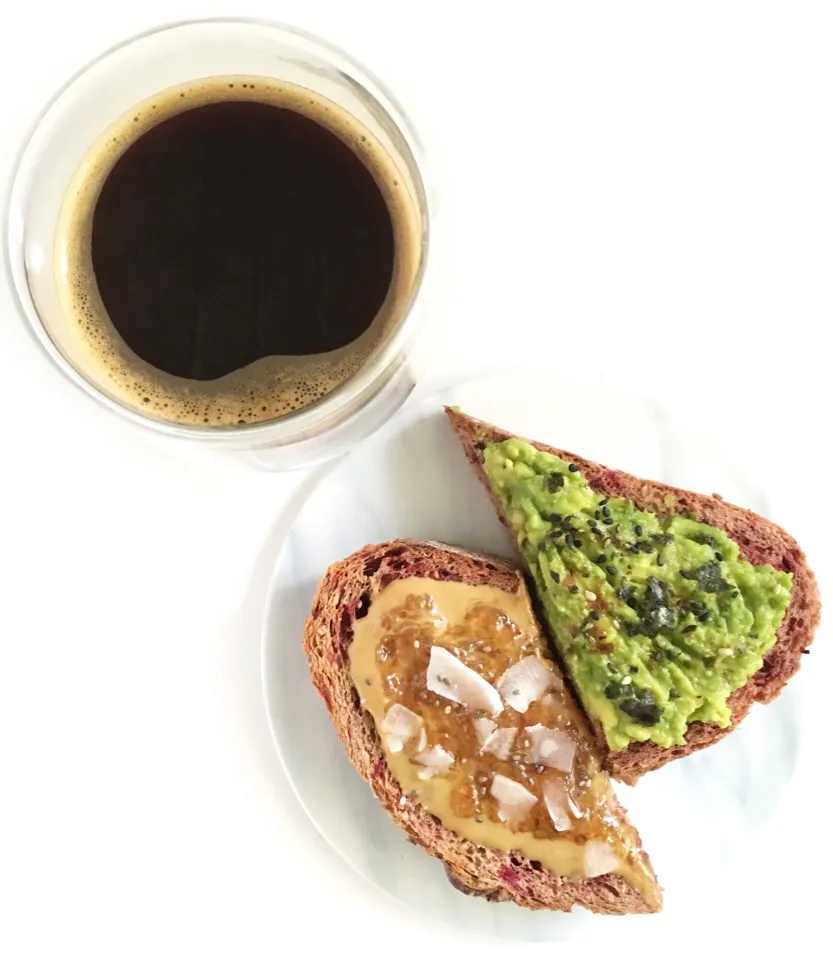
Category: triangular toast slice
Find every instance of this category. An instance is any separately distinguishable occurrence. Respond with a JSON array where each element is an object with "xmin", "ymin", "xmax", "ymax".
[
  {"xmin": 304, "ymin": 540, "xmax": 661, "ymax": 912},
  {"xmin": 446, "ymin": 407, "xmax": 820, "ymax": 784}
]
